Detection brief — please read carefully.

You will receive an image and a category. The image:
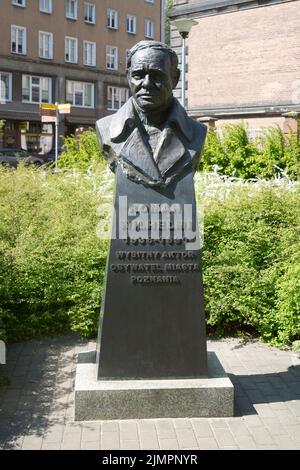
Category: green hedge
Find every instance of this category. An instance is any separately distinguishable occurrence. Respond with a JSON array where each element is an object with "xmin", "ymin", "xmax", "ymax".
[
  {"xmin": 0, "ymin": 166, "xmax": 299, "ymax": 346},
  {"xmin": 201, "ymin": 122, "xmax": 300, "ymax": 180}
]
